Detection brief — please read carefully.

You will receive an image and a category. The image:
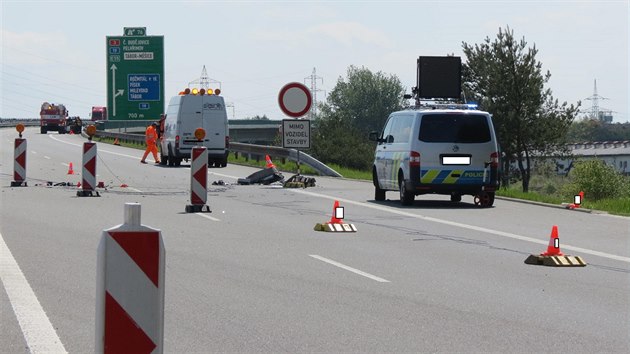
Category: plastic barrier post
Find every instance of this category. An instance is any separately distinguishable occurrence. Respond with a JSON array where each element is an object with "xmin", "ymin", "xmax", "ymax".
[
  {"xmin": 12, "ymin": 138, "xmax": 27, "ymax": 187},
  {"xmin": 78, "ymin": 141, "xmax": 100, "ymax": 197},
  {"xmin": 186, "ymin": 146, "xmax": 210, "ymax": 213},
  {"xmin": 96, "ymin": 203, "xmax": 165, "ymax": 353}
]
